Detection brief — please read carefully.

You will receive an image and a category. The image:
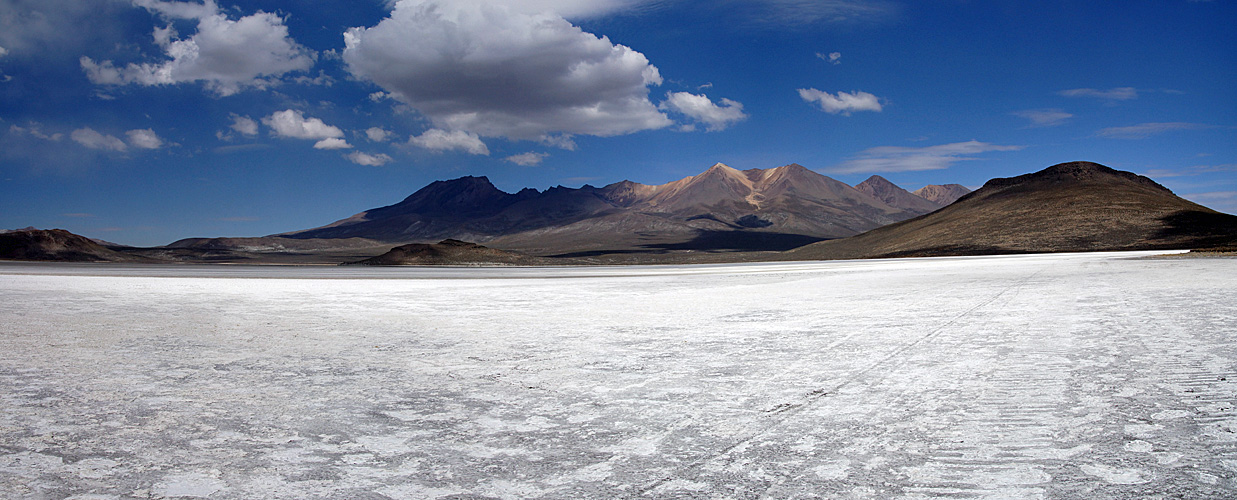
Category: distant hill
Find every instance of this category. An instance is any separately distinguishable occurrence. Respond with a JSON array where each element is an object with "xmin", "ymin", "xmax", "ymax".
[
  {"xmin": 786, "ymin": 161, "xmax": 1237, "ymax": 260},
  {"xmin": 0, "ymin": 228, "xmax": 139, "ymax": 262},
  {"xmin": 280, "ymin": 162, "xmax": 938, "ymax": 256},
  {"xmin": 913, "ymin": 184, "xmax": 972, "ymax": 205},
  {"xmin": 855, "ymin": 175, "xmax": 944, "ymax": 213},
  {"xmin": 351, "ymin": 239, "xmax": 548, "ymax": 266}
]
